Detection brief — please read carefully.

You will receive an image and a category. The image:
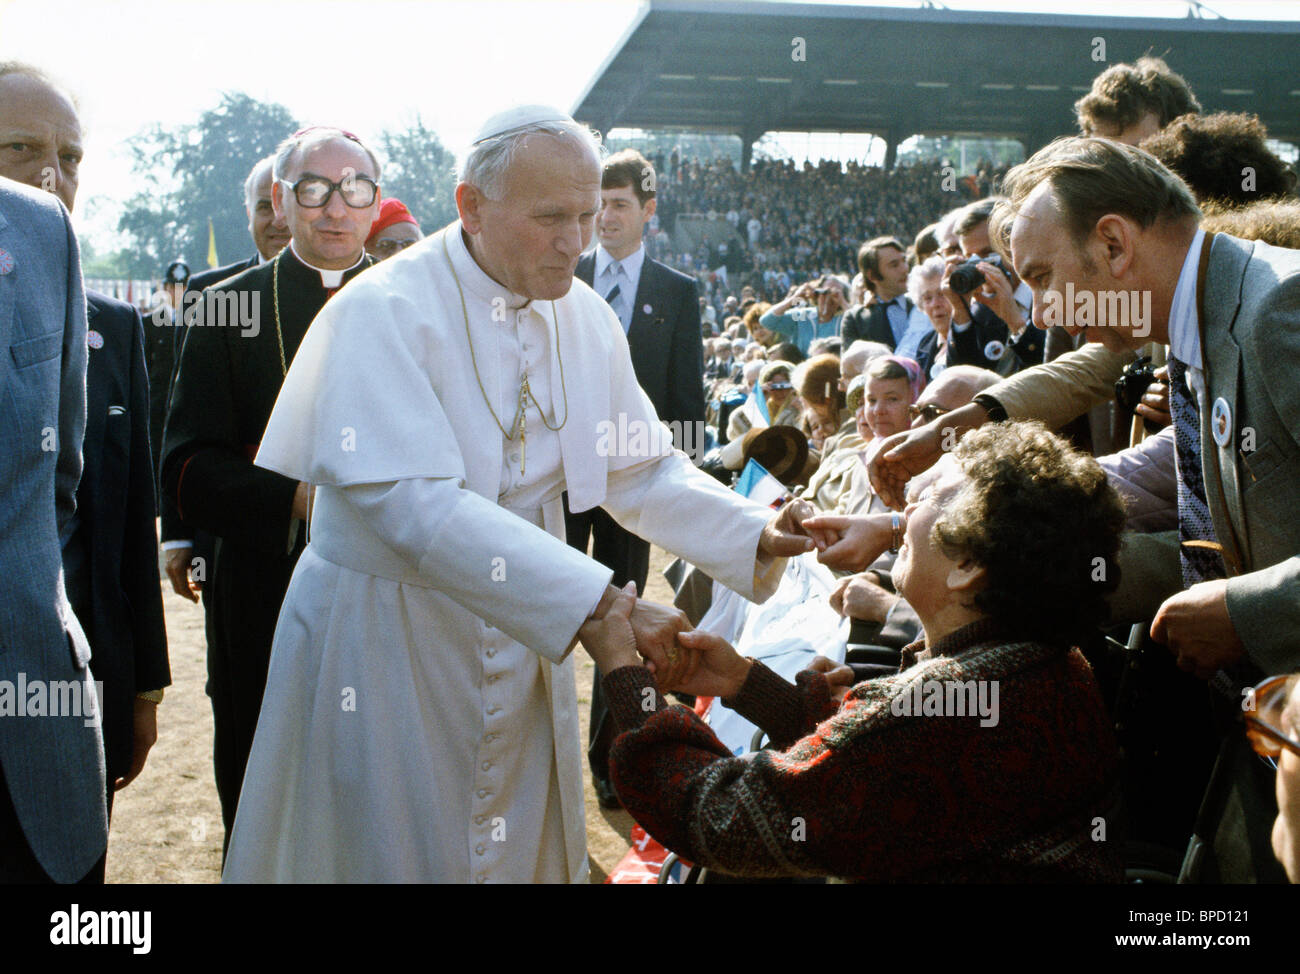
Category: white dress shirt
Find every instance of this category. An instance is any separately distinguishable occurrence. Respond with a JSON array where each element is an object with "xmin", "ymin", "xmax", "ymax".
[{"xmin": 594, "ymin": 243, "xmax": 646, "ymax": 333}]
